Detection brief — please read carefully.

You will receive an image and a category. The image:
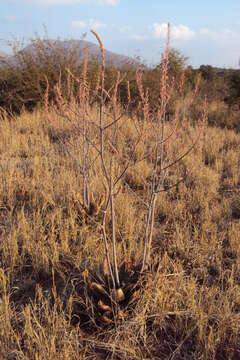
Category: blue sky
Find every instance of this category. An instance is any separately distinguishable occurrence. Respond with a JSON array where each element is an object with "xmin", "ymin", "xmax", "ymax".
[{"xmin": 1, "ymin": 0, "xmax": 240, "ymax": 68}]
